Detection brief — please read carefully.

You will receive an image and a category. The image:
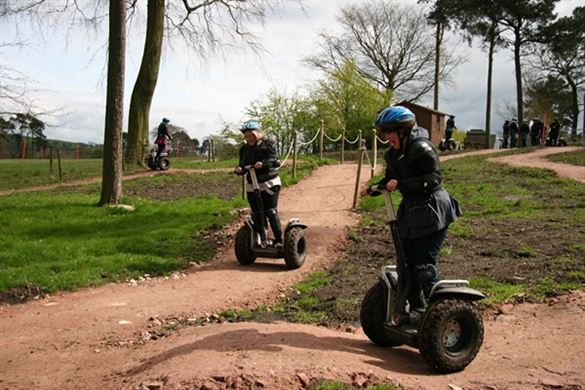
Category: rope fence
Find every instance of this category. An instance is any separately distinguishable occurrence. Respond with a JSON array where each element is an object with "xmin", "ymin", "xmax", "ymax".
[{"xmin": 239, "ymin": 123, "xmax": 389, "ymax": 205}]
